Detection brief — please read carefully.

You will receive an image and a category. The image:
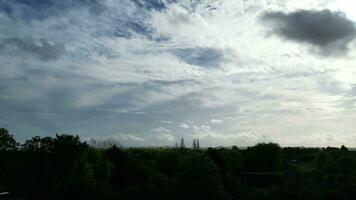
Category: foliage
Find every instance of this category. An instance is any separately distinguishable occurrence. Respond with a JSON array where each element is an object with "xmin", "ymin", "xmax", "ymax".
[
  {"xmin": 0, "ymin": 128, "xmax": 19, "ymax": 151},
  {"xmin": 1, "ymin": 127, "xmax": 356, "ymax": 200}
]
